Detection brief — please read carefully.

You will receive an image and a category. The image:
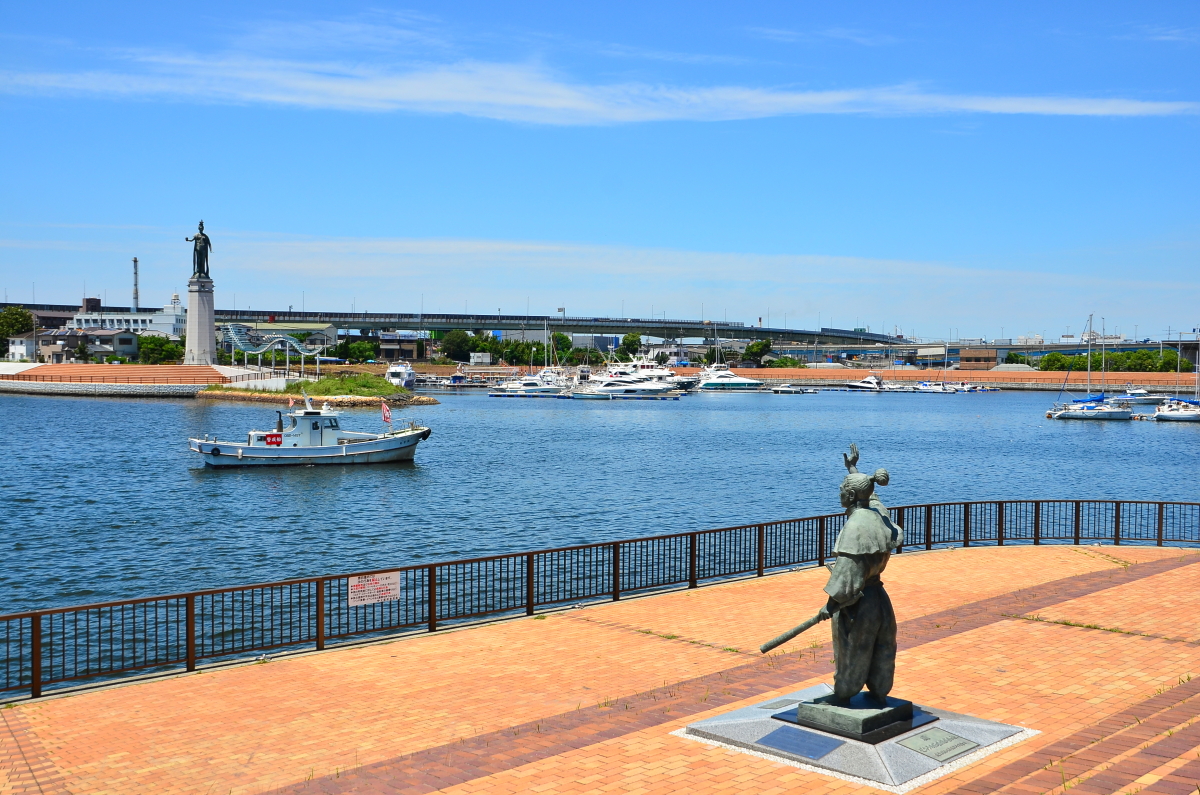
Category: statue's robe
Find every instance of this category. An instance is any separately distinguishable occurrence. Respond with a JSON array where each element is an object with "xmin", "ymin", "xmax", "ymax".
[{"xmin": 824, "ymin": 503, "xmax": 903, "ymax": 701}]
